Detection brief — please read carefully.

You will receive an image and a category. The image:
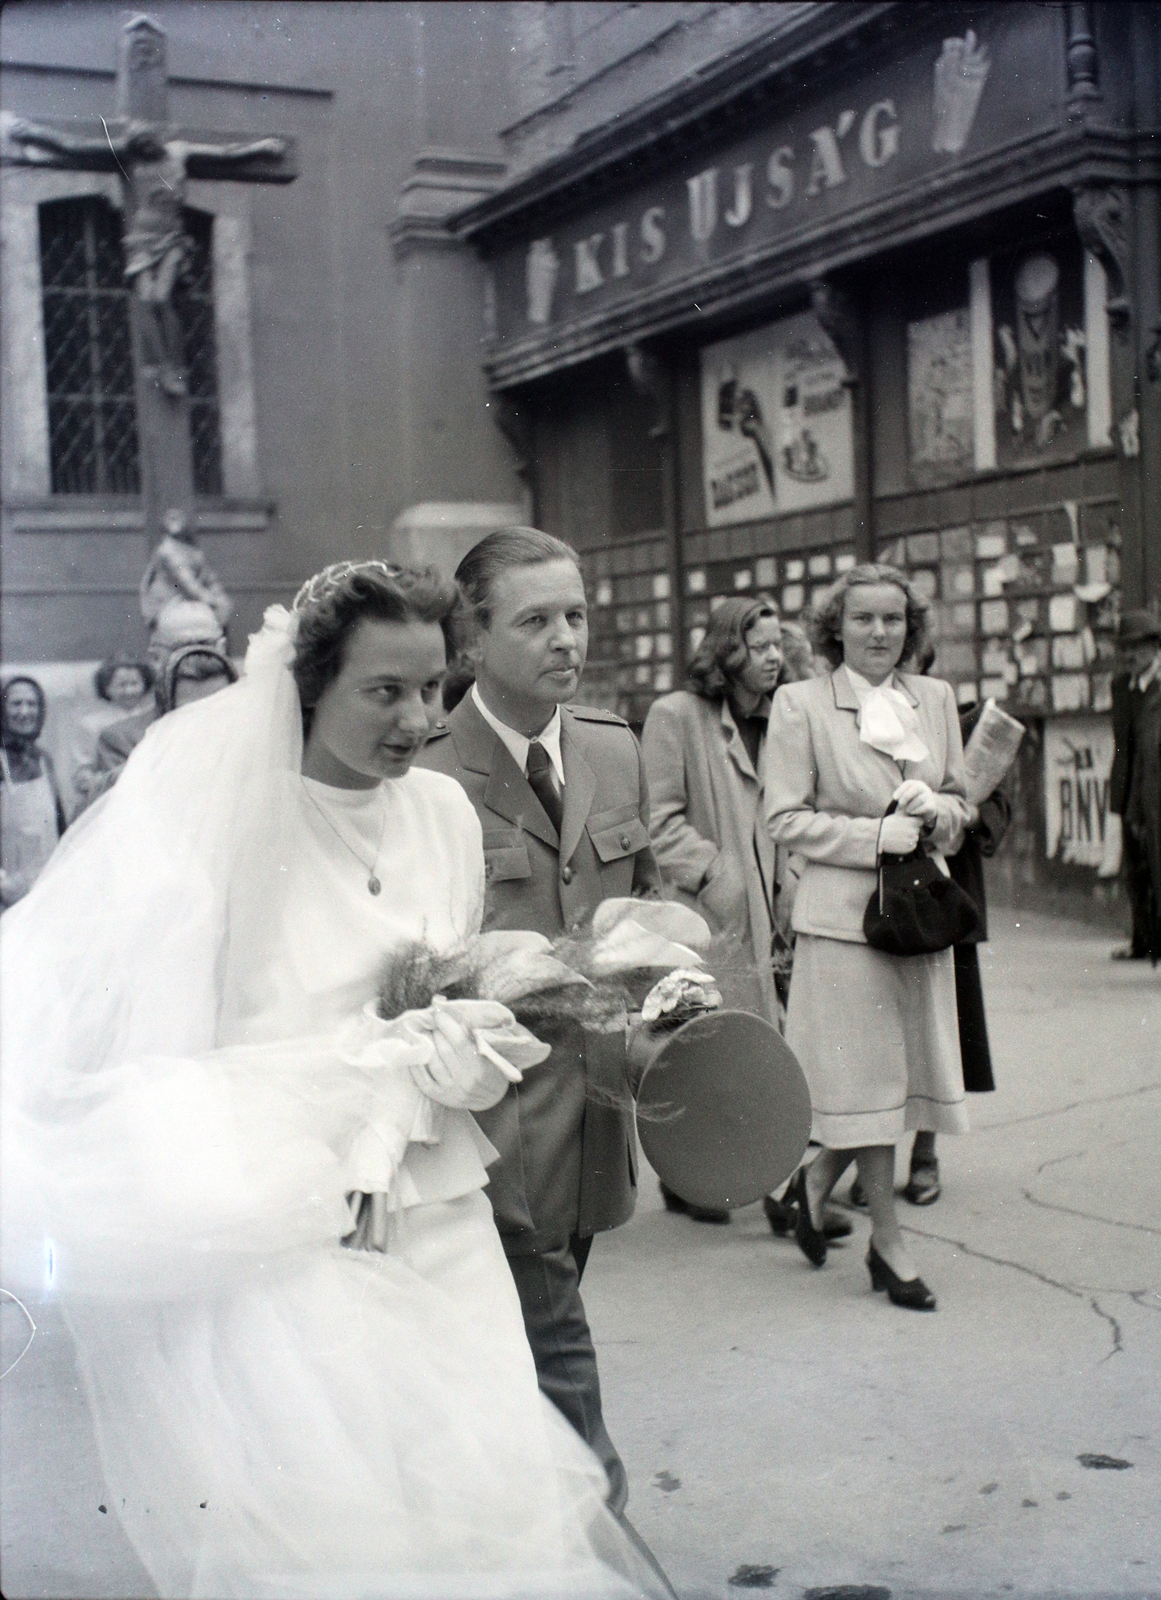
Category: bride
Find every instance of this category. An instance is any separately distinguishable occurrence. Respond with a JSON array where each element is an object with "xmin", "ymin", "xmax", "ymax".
[{"xmin": 0, "ymin": 561, "xmax": 668, "ymax": 1599}]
